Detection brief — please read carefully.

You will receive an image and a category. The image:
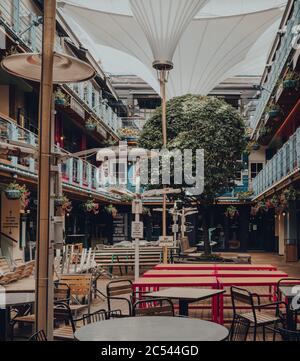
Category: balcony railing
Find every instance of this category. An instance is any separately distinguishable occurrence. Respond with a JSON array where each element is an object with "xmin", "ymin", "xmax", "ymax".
[
  {"xmin": 251, "ymin": 1, "xmax": 300, "ymax": 129},
  {"xmin": 0, "ymin": 0, "xmax": 122, "ymax": 137},
  {"xmin": 0, "ymin": 115, "xmax": 119, "ymax": 201},
  {"xmin": 253, "ymin": 127, "xmax": 300, "ymax": 196}
]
